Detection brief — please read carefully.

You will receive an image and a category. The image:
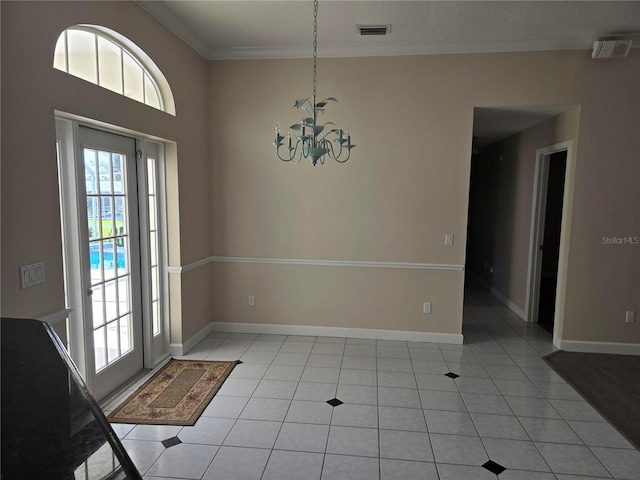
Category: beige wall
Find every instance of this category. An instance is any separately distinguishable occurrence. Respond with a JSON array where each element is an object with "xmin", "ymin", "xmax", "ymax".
[
  {"xmin": 0, "ymin": 1, "xmax": 212, "ymax": 342},
  {"xmin": 210, "ymin": 57, "xmax": 471, "ymax": 335},
  {"xmin": 210, "ymin": 50, "xmax": 639, "ymax": 344},
  {"xmin": 466, "ymin": 71, "xmax": 639, "ymax": 346},
  {"xmin": 213, "ymin": 263, "xmax": 464, "ymax": 335},
  {"xmin": 2, "ymin": 1, "xmax": 638, "ymax": 348}
]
